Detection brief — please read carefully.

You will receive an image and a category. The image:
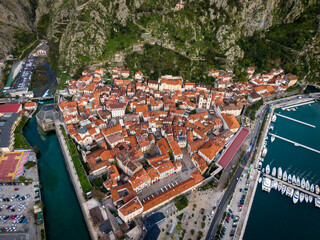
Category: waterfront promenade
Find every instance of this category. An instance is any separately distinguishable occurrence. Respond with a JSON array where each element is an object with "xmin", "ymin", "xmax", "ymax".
[{"xmin": 55, "ymin": 121, "xmax": 97, "ymax": 240}]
